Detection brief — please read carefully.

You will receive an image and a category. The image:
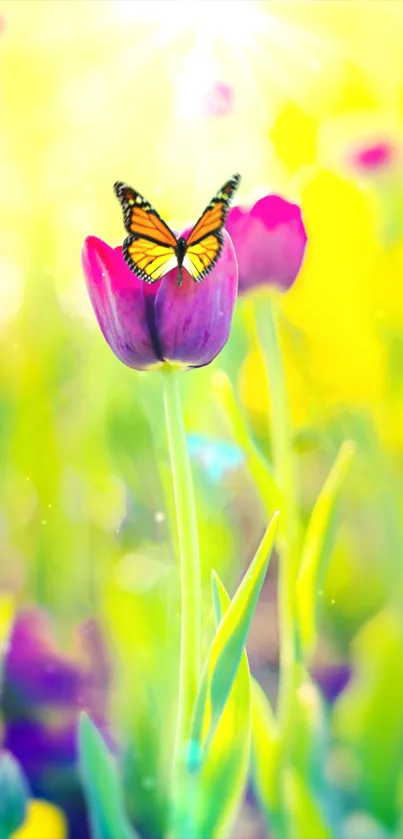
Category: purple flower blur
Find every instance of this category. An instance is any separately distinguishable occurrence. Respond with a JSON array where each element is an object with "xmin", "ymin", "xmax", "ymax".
[
  {"xmin": 4, "ymin": 610, "xmax": 110, "ymax": 713},
  {"xmin": 5, "ymin": 609, "xmax": 84, "ymax": 706},
  {"xmin": 225, "ymin": 194, "xmax": 307, "ymax": 295},
  {"xmin": 349, "ymin": 139, "xmax": 397, "ymax": 173},
  {"xmin": 312, "ymin": 662, "xmax": 351, "ymax": 704},
  {"xmin": 82, "ymin": 231, "xmax": 238, "ymax": 371},
  {"xmin": 1, "ymin": 610, "xmax": 111, "ymax": 839}
]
